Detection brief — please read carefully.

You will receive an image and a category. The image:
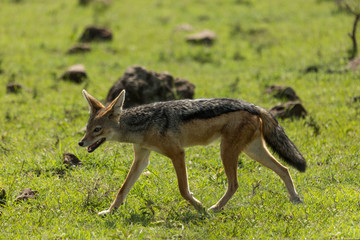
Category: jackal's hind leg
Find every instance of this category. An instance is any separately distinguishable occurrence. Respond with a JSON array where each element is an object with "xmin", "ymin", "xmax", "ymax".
[
  {"xmin": 98, "ymin": 145, "xmax": 151, "ymax": 216},
  {"xmin": 243, "ymin": 136, "xmax": 301, "ymax": 202},
  {"xmin": 170, "ymin": 149, "xmax": 205, "ymax": 212}
]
